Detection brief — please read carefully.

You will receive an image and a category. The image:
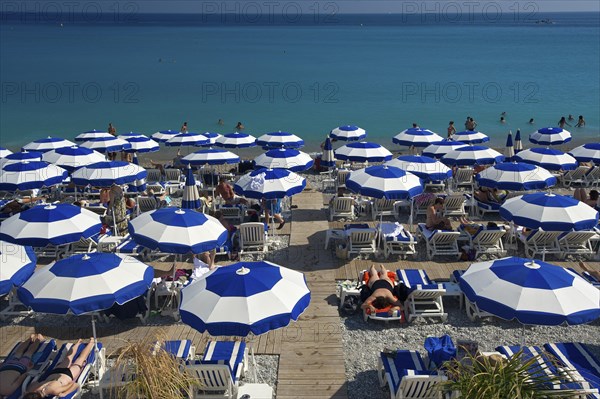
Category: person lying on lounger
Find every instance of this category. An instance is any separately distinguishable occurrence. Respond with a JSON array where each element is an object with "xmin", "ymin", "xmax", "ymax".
[
  {"xmin": 0, "ymin": 334, "xmax": 46, "ymax": 397},
  {"xmin": 360, "ymin": 265, "xmax": 403, "ymax": 316},
  {"xmin": 24, "ymin": 338, "xmax": 96, "ymax": 399}
]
